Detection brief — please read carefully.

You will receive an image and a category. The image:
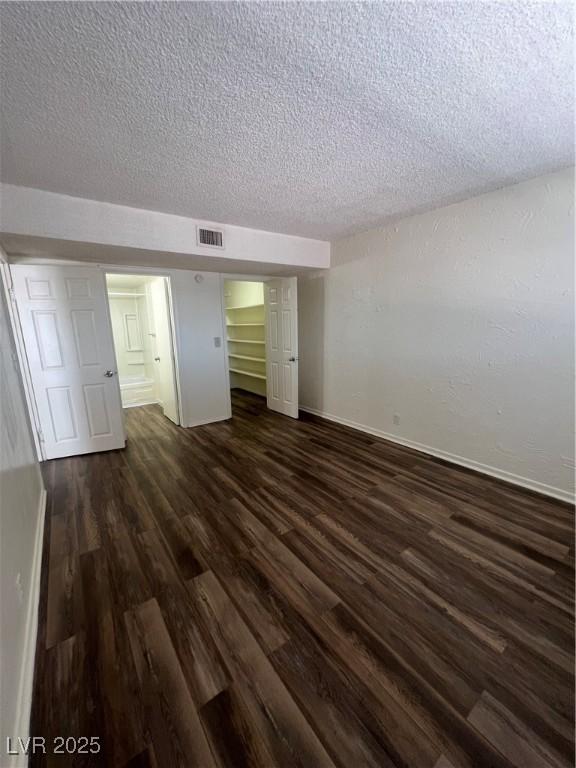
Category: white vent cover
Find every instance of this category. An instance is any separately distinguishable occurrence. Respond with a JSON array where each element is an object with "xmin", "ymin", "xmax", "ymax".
[{"xmin": 197, "ymin": 225, "xmax": 224, "ymax": 249}]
